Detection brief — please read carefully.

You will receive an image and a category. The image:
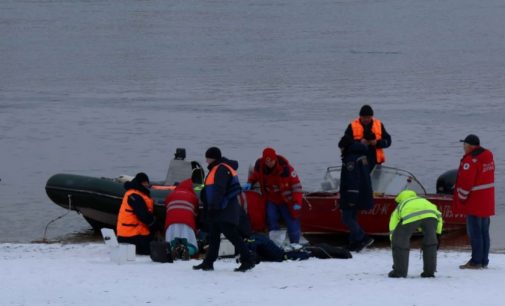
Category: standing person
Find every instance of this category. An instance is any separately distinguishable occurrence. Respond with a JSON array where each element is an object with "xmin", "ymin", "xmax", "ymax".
[
  {"xmin": 246, "ymin": 147, "xmax": 303, "ymax": 244},
  {"xmin": 344, "ymin": 105, "xmax": 392, "ymax": 171},
  {"xmin": 163, "ymin": 178, "xmax": 199, "ymax": 260},
  {"xmin": 338, "ymin": 135, "xmax": 374, "ymax": 252},
  {"xmin": 389, "ymin": 190, "xmax": 443, "ymax": 278},
  {"xmin": 454, "ymin": 134, "xmax": 495, "ymax": 269},
  {"xmin": 193, "ymin": 147, "xmax": 255, "ymax": 272},
  {"xmin": 117, "ymin": 172, "xmax": 157, "ymax": 255}
]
